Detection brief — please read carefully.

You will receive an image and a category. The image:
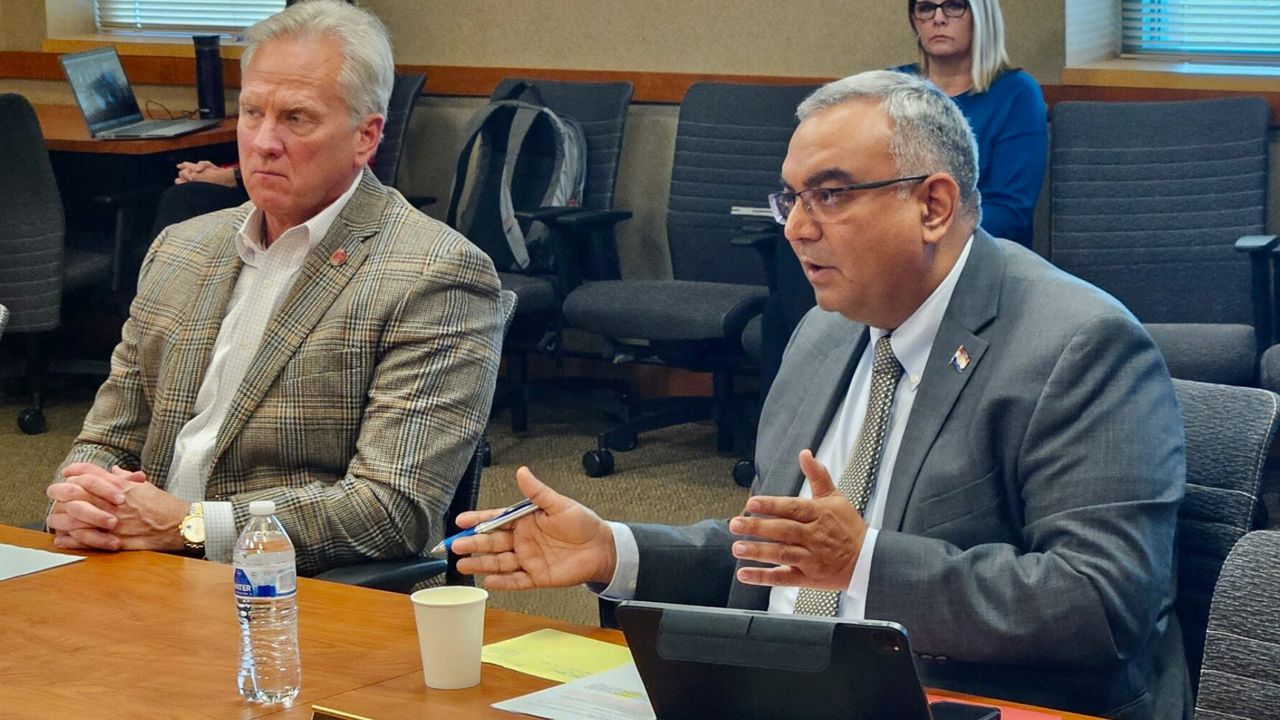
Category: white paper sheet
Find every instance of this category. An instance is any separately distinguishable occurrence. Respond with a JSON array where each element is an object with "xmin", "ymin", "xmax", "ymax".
[
  {"xmin": 491, "ymin": 661, "xmax": 655, "ymax": 720},
  {"xmin": 0, "ymin": 543, "xmax": 83, "ymax": 581}
]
